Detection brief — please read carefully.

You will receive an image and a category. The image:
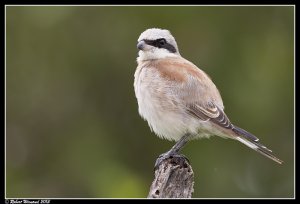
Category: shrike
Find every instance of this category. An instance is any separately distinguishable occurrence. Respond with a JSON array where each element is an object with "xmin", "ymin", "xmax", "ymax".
[{"xmin": 134, "ymin": 28, "xmax": 283, "ymax": 167}]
